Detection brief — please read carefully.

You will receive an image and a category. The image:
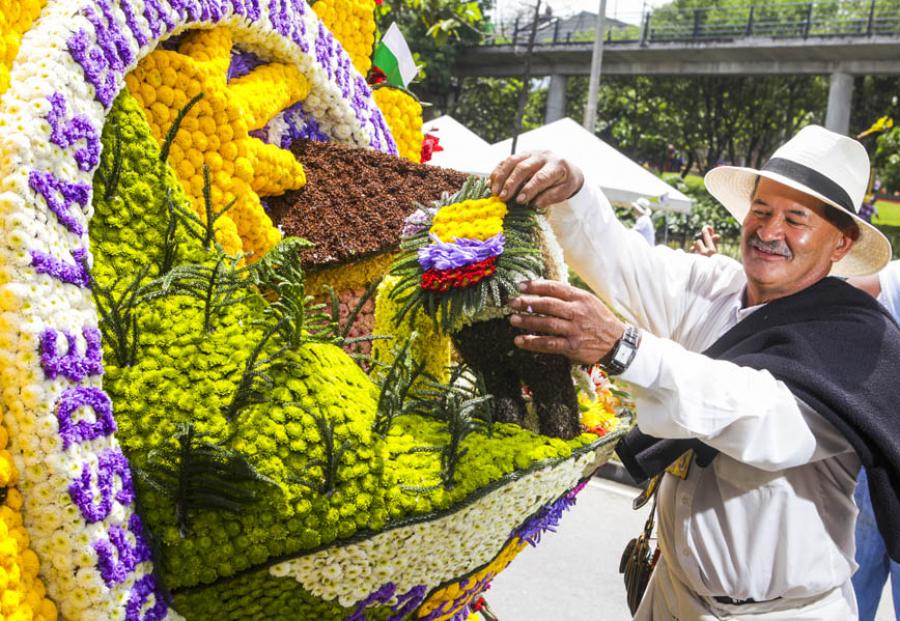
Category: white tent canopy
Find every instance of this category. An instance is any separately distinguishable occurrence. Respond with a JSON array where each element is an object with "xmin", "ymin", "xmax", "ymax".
[
  {"xmin": 421, "ymin": 115, "xmax": 497, "ymax": 174},
  {"xmin": 486, "ymin": 118, "xmax": 693, "ymax": 213}
]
